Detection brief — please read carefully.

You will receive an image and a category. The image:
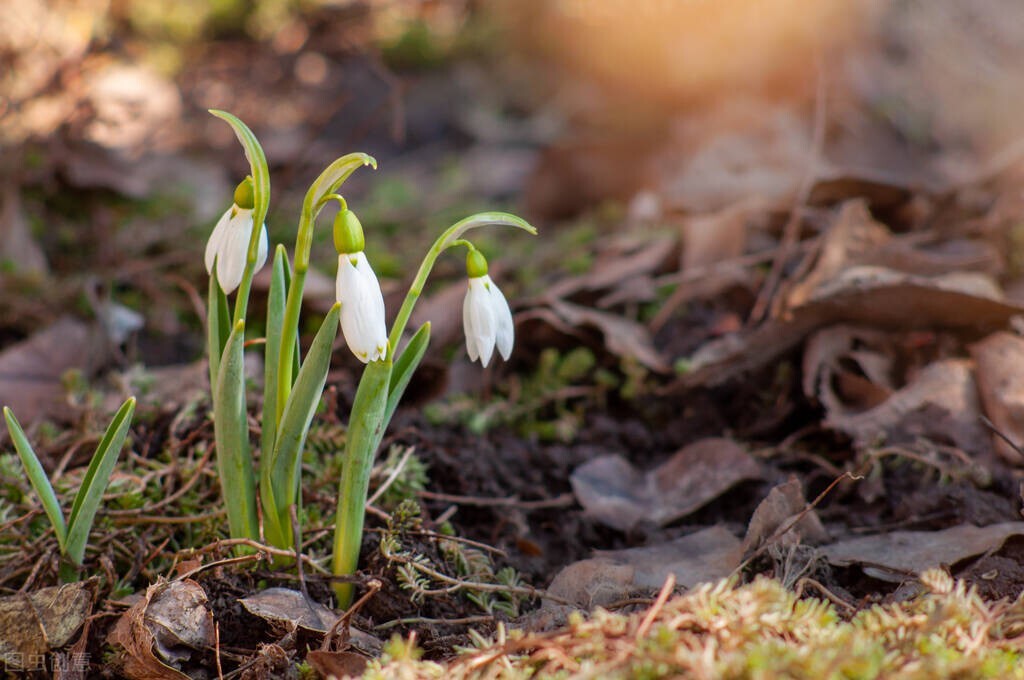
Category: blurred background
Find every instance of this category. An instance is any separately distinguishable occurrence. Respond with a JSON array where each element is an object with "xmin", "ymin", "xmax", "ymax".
[{"xmin": 3, "ymin": 0, "xmax": 1024, "ymax": 423}]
